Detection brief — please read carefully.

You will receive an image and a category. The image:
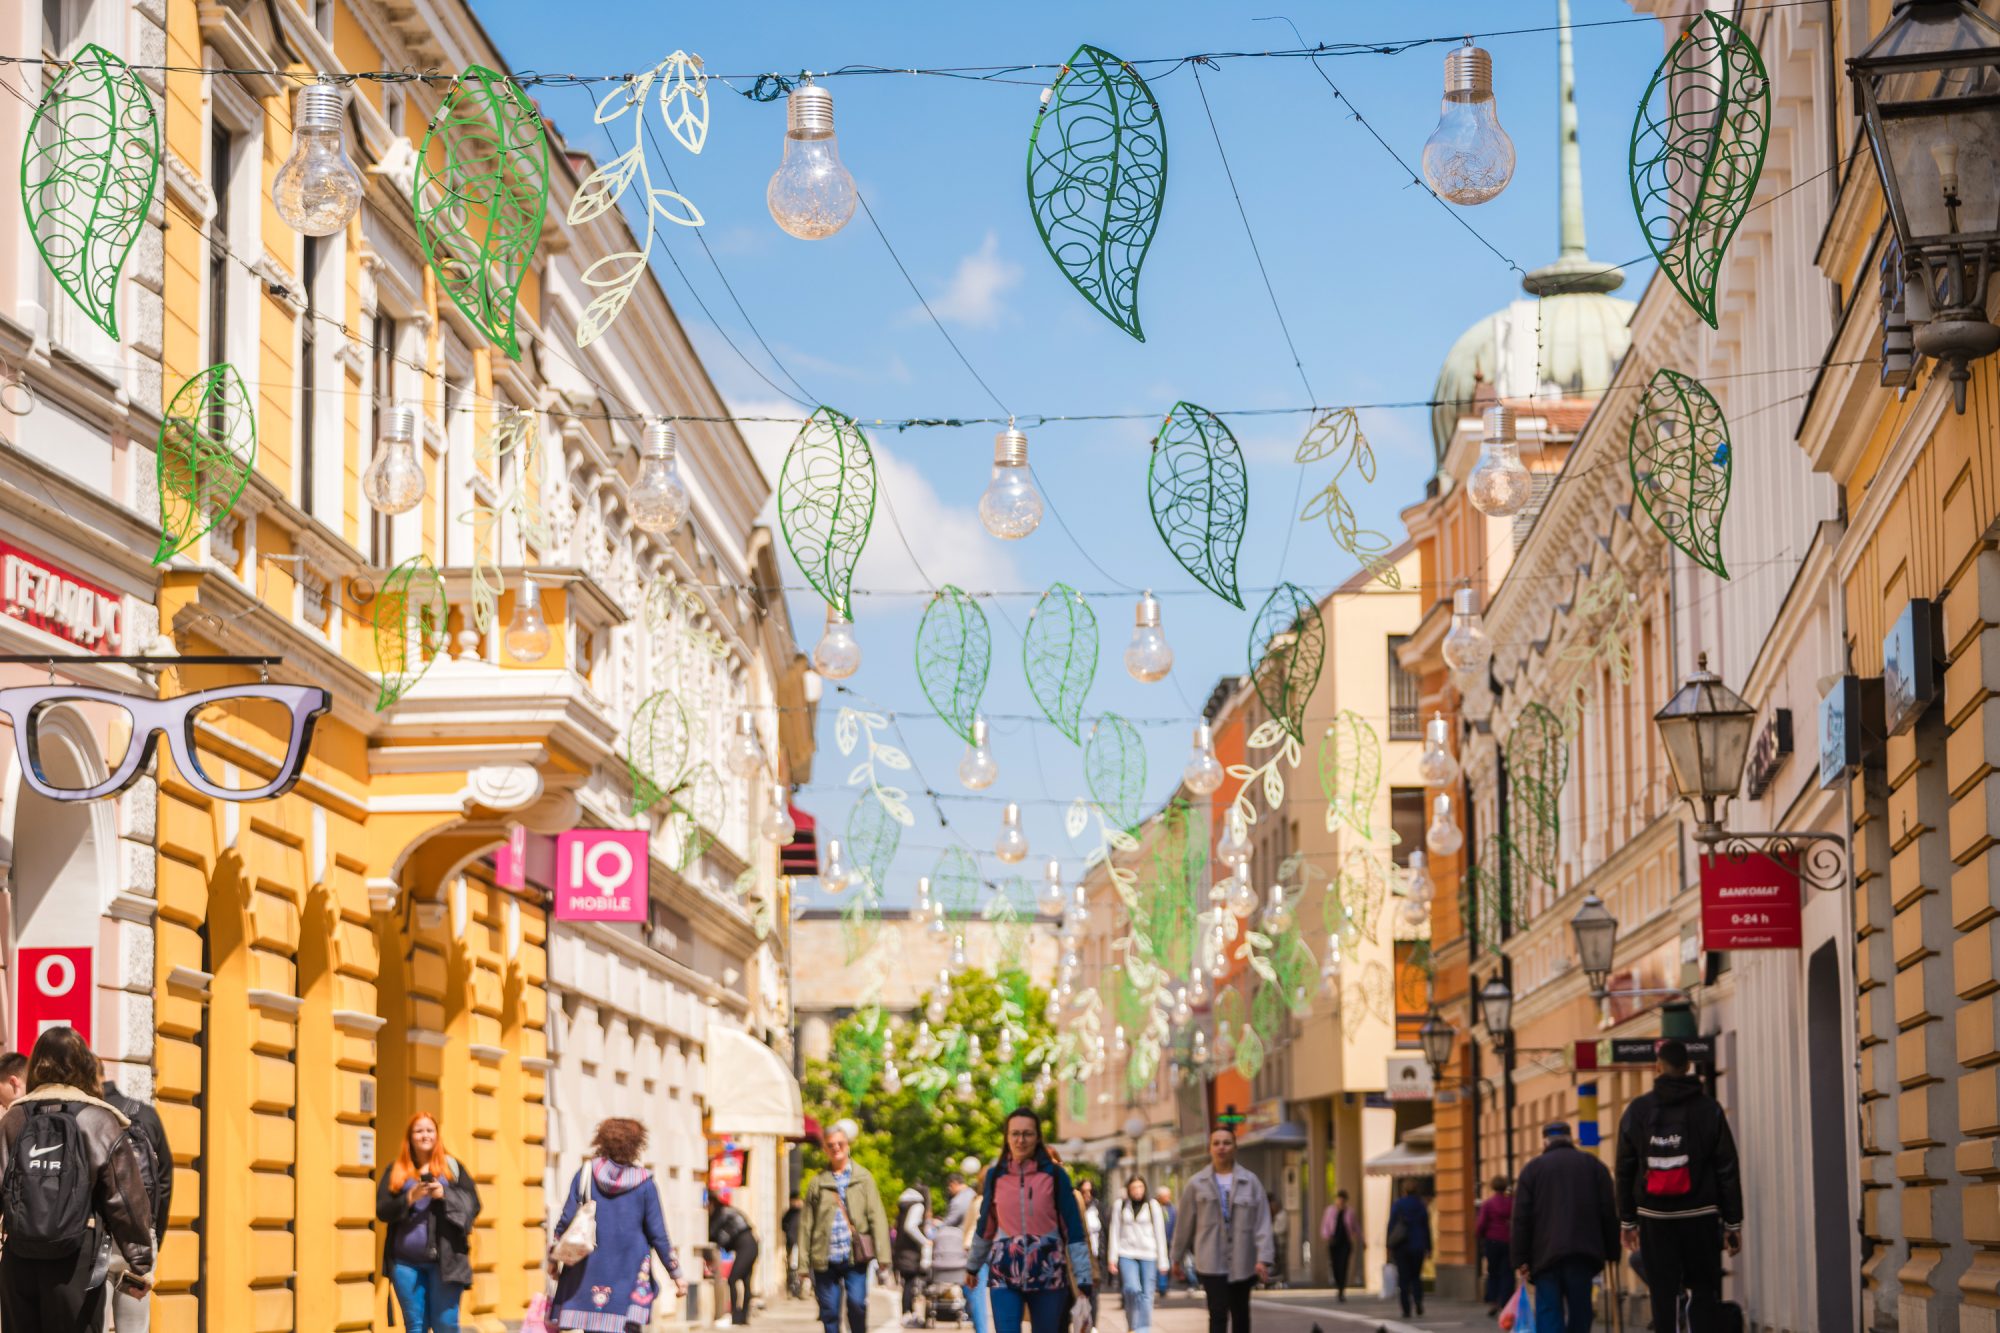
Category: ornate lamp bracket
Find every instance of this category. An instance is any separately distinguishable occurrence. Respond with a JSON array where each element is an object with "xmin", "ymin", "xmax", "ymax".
[{"xmin": 1694, "ymin": 828, "xmax": 1849, "ymax": 893}]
